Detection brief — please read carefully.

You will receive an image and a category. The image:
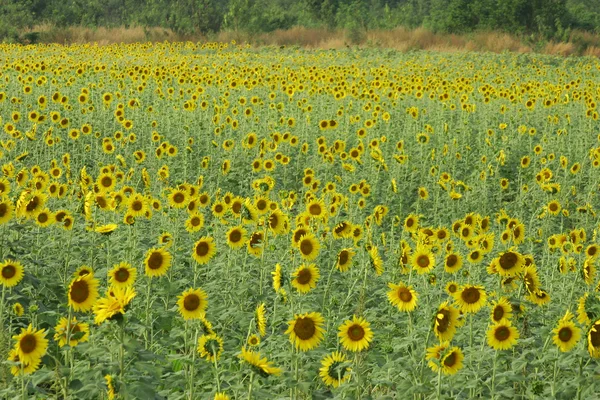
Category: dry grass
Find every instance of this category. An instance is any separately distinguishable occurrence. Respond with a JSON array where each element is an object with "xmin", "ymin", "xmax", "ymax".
[{"xmin": 24, "ymin": 24, "xmax": 600, "ymax": 56}]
